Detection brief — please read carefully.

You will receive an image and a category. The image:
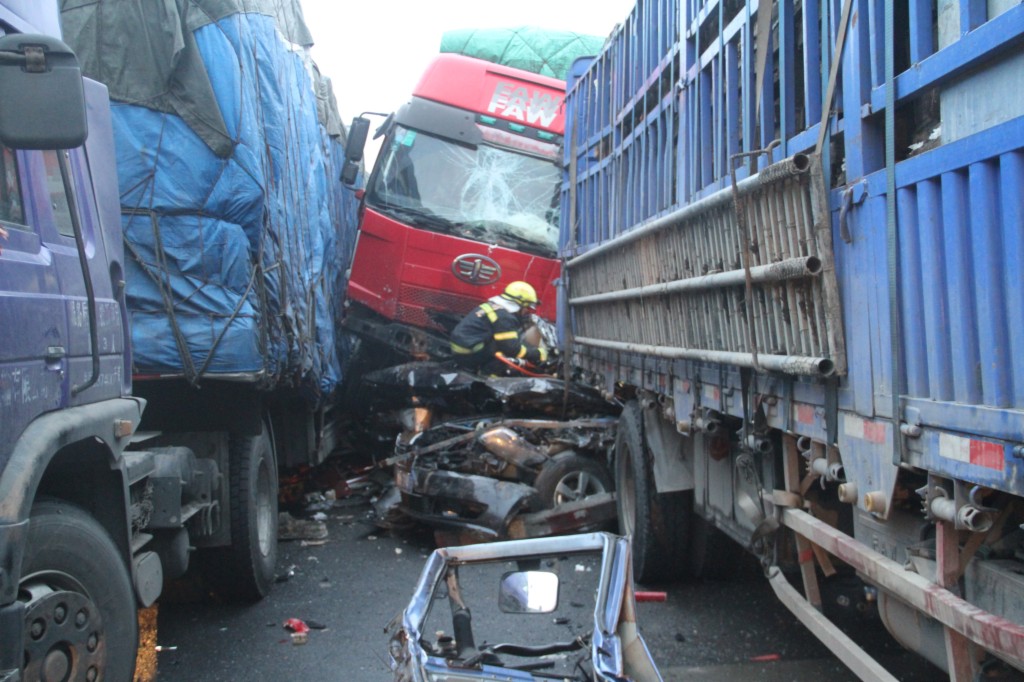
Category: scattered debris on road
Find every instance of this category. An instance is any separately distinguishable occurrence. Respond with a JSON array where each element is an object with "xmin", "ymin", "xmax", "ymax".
[{"xmin": 284, "ymin": 618, "xmax": 310, "ymax": 645}]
